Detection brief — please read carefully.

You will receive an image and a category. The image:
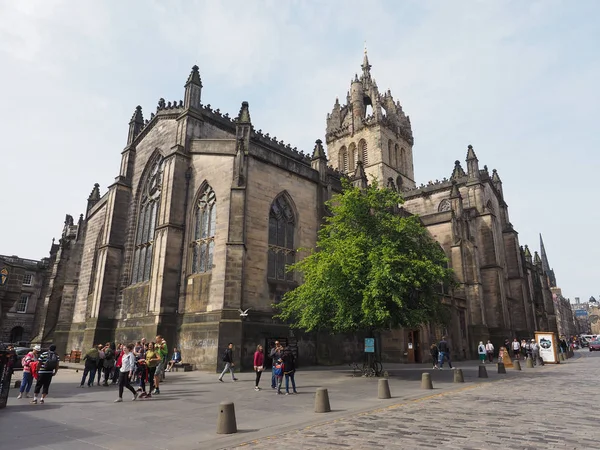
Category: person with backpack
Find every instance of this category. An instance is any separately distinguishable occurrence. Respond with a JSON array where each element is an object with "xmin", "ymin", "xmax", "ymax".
[
  {"xmin": 477, "ymin": 341, "xmax": 486, "ymax": 363},
  {"xmin": 95, "ymin": 344, "xmax": 105, "ymax": 386},
  {"xmin": 282, "ymin": 347, "xmax": 297, "ymax": 395},
  {"xmin": 438, "ymin": 336, "xmax": 453, "ymax": 369},
  {"xmin": 218, "ymin": 342, "xmax": 238, "ymax": 382},
  {"xmin": 79, "ymin": 344, "xmax": 100, "ymax": 388},
  {"xmin": 17, "ymin": 345, "xmax": 39, "ymax": 399},
  {"xmin": 31, "ymin": 344, "xmax": 59, "ymax": 404},
  {"xmin": 269, "ymin": 340, "xmax": 284, "ymax": 389}
]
